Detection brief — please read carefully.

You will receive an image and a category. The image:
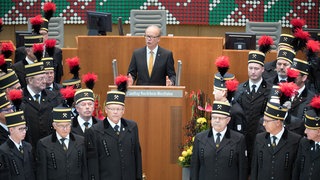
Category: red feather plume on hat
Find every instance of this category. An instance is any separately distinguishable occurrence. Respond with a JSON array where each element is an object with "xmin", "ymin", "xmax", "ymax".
[
  {"xmin": 293, "ymin": 29, "xmax": 310, "ymax": 51},
  {"xmin": 60, "ymin": 86, "xmax": 76, "ymax": 107},
  {"xmin": 0, "ymin": 54, "xmax": 7, "ymax": 73},
  {"xmin": 30, "ymin": 15, "xmax": 44, "ymax": 34},
  {"xmin": 309, "ymin": 95, "xmax": 320, "ymax": 116},
  {"xmin": 279, "ymin": 82, "xmax": 299, "ymax": 107},
  {"xmin": 286, "ymin": 68, "xmax": 300, "ymax": 82},
  {"xmin": 1, "ymin": 42, "xmax": 15, "ymax": 58},
  {"xmin": 82, "ymin": 72, "xmax": 98, "ymax": 90},
  {"xmin": 32, "ymin": 43, "xmax": 44, "ymax": 62},
  {"xmin": 43, "ymin": 2, "xmax": 56, "ymax": 21},
  {"xmin": 45, "ymin": 39, "xmax": 56, "ymax": 57},
  {"xmin": 215, "ymin": 56, "xmax": 230, "ymax": 77},
  {"xmin": 8, "ymin": 89, "xmax": 23, "ymax": 111},
  {"xmin": 258, "ymin": 35, "xmax": 274, "ymax": 54},
  {"xmin": 226, "ymin": 79, "xmax": 239, "ymax": 92},
  {"xmin": 291, "ymin": 18, "xmax": 305, "ymax": 32},
  {"xmin": 306, "ymin": 39, "xmax": 320, "ymax": 53},
  {"xmin": 66, "ymin": 56, "xmax": 80, "ymax": 79},
  {"xmin": 115, "ymin": 74, "xmax": 128, "ymax": 93}
]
